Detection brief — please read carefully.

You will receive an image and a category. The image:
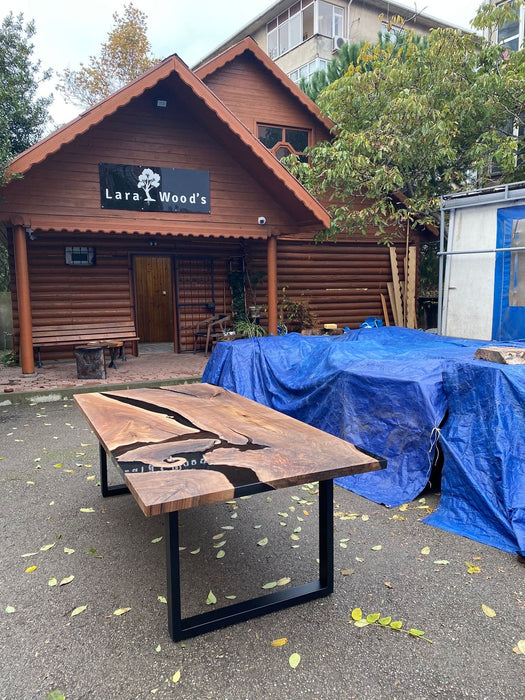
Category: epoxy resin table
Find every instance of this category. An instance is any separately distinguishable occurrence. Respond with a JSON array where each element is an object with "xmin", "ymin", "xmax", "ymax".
[{"xmin": 74, "ymin": 383, "xmax": 385, "ymax": 641}]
